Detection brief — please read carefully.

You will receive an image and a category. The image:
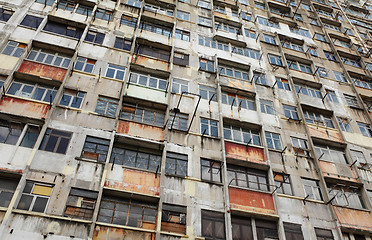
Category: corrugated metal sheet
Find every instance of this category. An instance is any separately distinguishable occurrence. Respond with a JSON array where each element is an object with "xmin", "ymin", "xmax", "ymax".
[
  {"xmin": 93, "ymin": 226, "xmax": 155, "ymax": 240},
  {"xmin": 18, "ymin": 60, "xmax": 67, "ymax": 81}
]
